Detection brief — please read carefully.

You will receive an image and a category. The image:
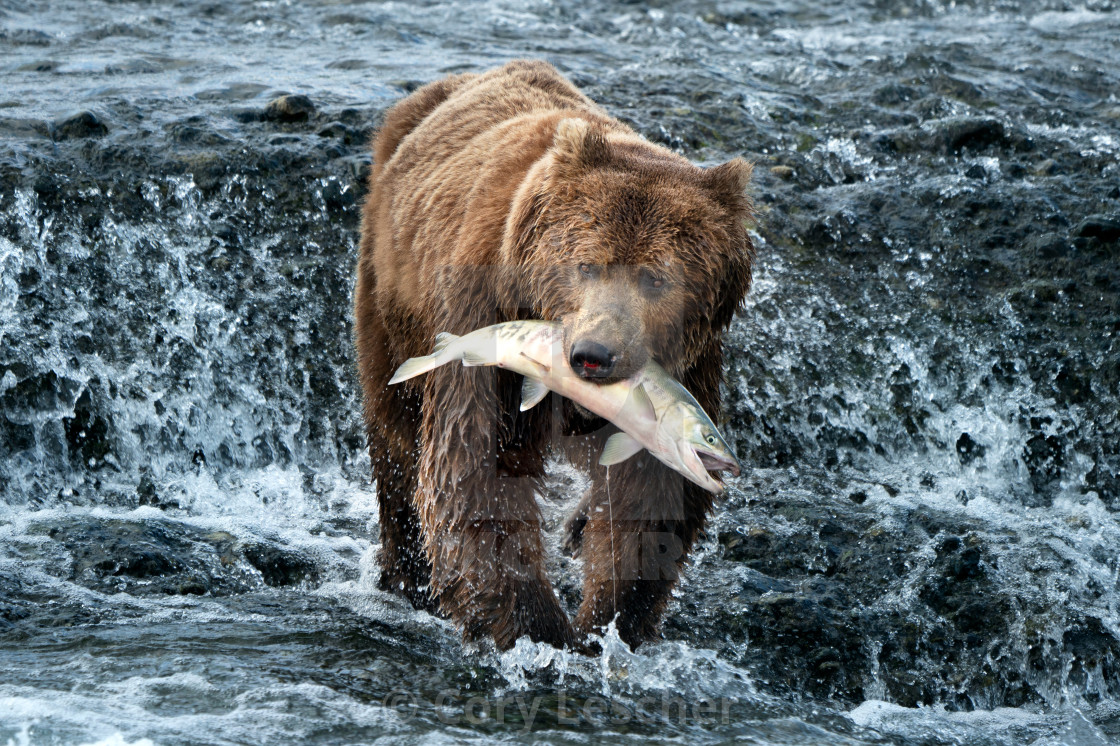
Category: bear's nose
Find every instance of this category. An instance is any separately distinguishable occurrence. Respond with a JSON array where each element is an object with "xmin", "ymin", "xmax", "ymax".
[{"xmin": 570, "ymin": 340, "xmax": 616, "ymax": 378}]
